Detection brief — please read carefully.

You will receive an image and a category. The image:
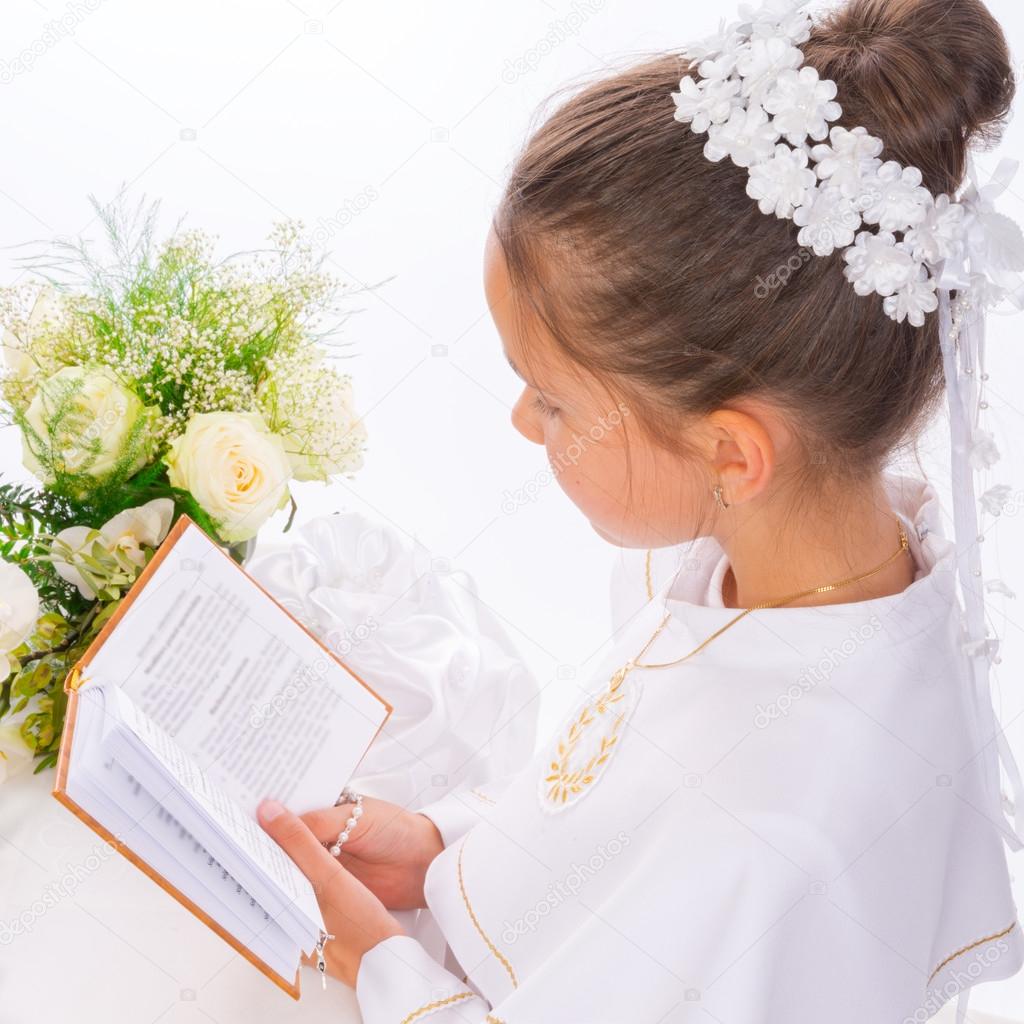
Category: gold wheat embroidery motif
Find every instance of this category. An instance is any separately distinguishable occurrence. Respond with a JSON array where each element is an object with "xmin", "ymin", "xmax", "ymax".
[{"xmin": 543, "ymin": 665, "xmax": 635, "ymax": 806}]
